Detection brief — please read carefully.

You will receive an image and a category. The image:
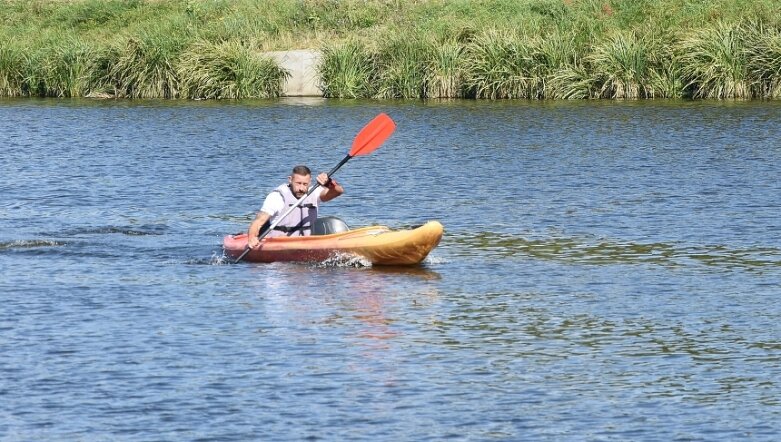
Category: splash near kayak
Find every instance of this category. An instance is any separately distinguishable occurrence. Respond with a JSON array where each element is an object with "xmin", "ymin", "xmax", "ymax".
[{"xmin": 223, "ymin": 221, "xmax": 443, "ymax": 266}]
